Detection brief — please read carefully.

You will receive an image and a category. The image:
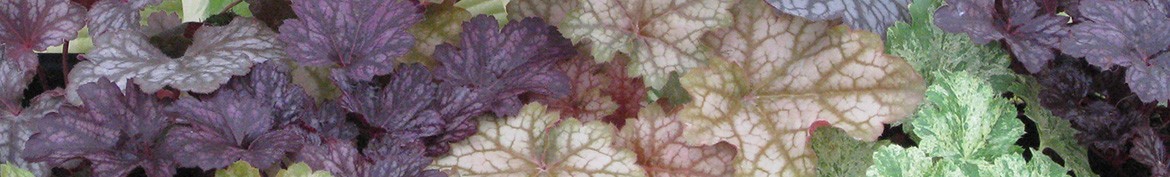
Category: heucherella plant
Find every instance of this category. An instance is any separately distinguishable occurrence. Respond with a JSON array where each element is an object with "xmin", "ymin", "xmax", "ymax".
[{"xmin": 676, "ymin": 0, "xmax": 925, "ymax": 176}]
